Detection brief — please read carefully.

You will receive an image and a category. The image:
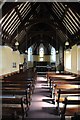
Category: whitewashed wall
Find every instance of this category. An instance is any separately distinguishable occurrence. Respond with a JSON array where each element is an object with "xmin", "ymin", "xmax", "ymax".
[
  {"xmin": 64, "ymin": 44, "xmax": 80, "ymax": 74},
  {"xmin": 0, "ymin": 45, "xmax": 25, "ymax": 76}
]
